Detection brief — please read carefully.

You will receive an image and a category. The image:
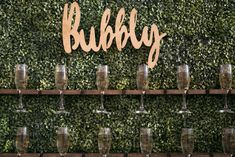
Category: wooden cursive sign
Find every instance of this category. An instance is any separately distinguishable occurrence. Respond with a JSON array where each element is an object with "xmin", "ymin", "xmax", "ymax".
[{"xmin": 62, "ymin": 2, "xmax": 166, "ymax": 68}]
